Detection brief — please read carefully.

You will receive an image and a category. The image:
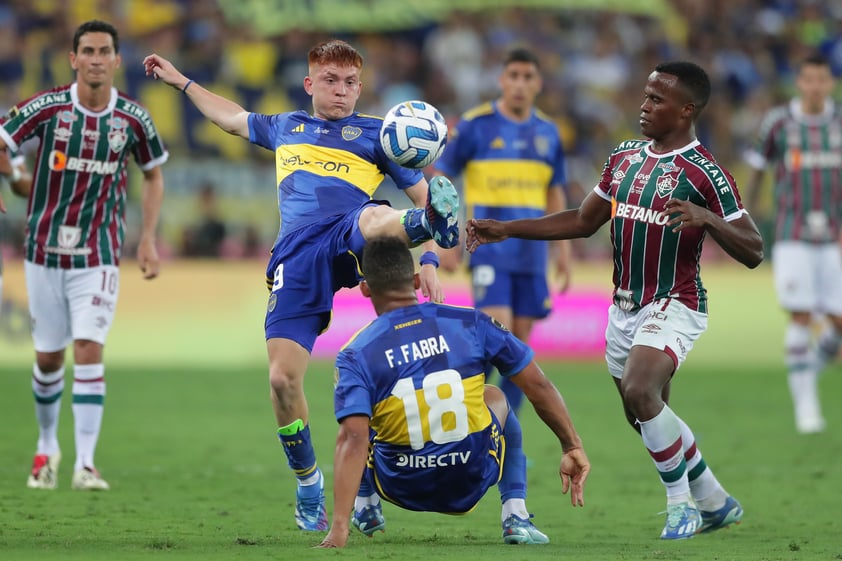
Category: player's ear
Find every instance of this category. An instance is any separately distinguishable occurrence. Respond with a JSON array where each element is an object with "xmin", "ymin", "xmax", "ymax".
[
  {"xmin": 413, "ymin": 273, "xmax": 421, "ymax": 290},
  {"xmin": 360, "ymin": 280, "xmax": 372, "ymax": 298}
]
